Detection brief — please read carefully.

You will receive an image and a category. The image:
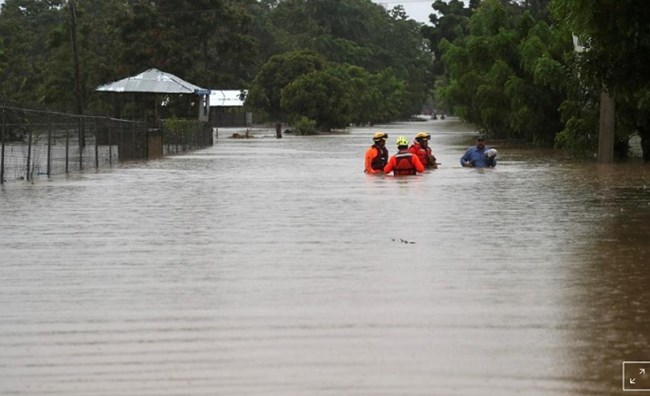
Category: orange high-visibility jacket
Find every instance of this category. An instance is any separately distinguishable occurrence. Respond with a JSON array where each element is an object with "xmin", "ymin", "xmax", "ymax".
[
  {"xmin": 384, "ymin": 150, "xmax": 424, "ymax": 175},
  {"xmin": 408, "ymin": 142, "xmax": 437, "ymax": 168},
  {"xmin": 364, "ymin": 145, "xmax": 388, "ymax": 174}
]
